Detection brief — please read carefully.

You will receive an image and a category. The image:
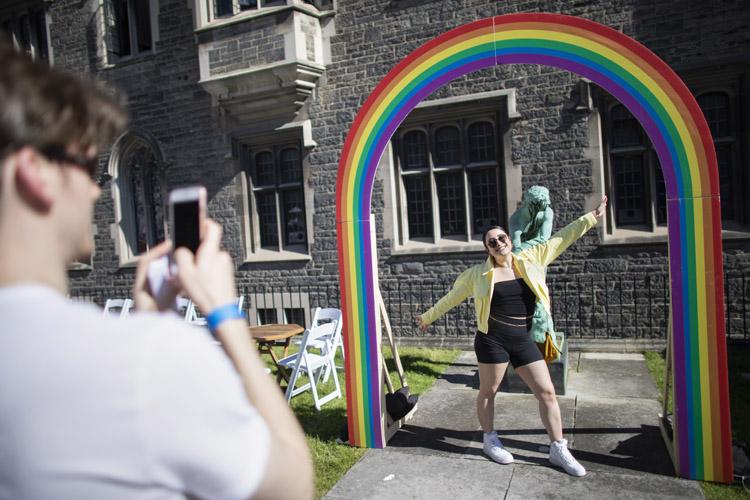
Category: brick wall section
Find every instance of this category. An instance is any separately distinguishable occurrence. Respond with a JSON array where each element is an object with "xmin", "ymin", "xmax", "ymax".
[
  {"xmin": 54, "ymin": 0, "xmax": 750, "ymax": 341},
  {"xmin": 206, "ymin": 13, "xmax": 287, "ymax": 76}
]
